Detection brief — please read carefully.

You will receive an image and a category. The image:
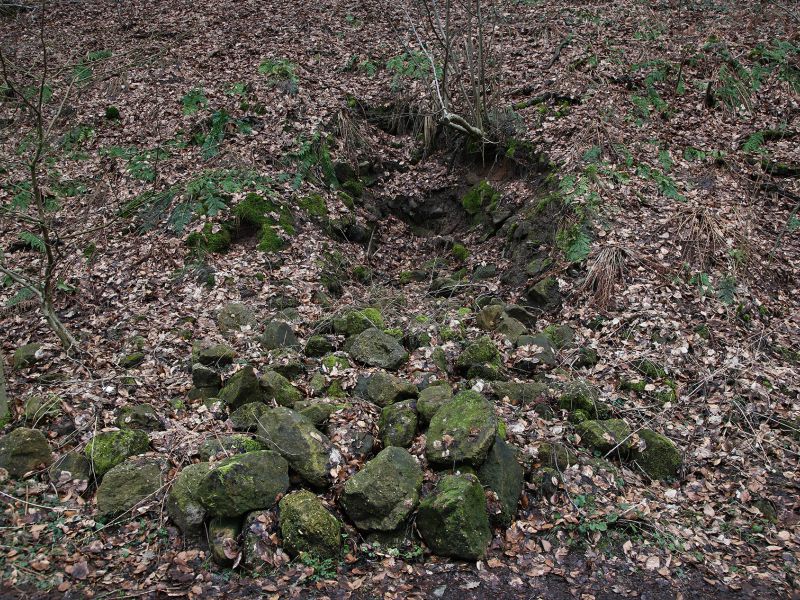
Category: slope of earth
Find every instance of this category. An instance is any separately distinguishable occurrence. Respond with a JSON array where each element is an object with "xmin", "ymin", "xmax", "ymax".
[{"xmin": 0, "ymin": 0, "xmax": 798, "ymax": 599}]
